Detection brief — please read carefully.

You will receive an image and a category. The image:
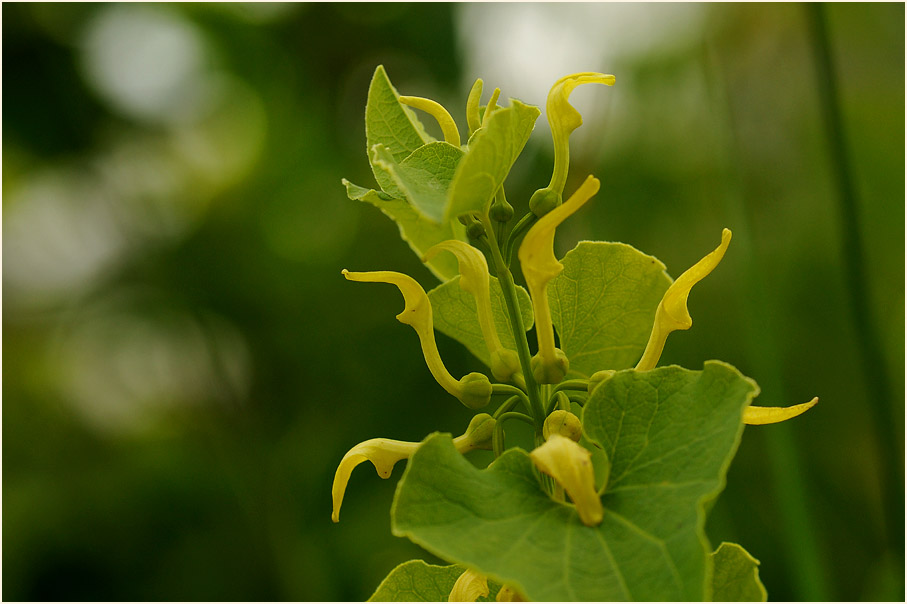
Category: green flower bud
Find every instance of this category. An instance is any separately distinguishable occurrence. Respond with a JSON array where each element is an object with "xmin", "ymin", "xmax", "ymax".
[
  {"xmin": 588, "ymin": 369, "xmax": 616, "ymax": 393},
  {"xmin": 462, "ymin": 413, "xmax": 496, "ymax": 450},
  {"xmin": 490, "ymin": 348, "xmax": 521, "ymax": 383},
  {"xmin": 530, "ymin": 347, "xmax": 569, "ymax": 384},
  {"xmin": 543, "ymin": 410, "xmax": 583, "ymax": 442},
  {"xmin": 457, "ymin": 372, "xmax": 493, "ymax": 409},
  {"xmin": 490, "ymin": 197, "xmax": 514, "ymax": 223},
  {"xmin": 529, "ymin": 187, "xmax": 562, "ymax": 217}
]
